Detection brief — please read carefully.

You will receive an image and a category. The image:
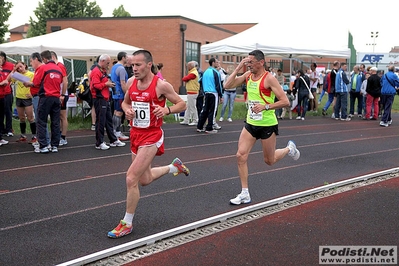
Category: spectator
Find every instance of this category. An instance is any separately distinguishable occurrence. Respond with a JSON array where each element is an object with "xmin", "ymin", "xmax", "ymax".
[
  {"xmin": 110, "ymin": 51, "xmax": 129, "ymax": 141},
  {"xmin": 180, "ymin": 61, "xmax": 200, "ymax": 126},
  {"xmin": 294, "ymin": 69, "xmax": 310, "ymax": 120},
  {"xmin": 23, "ymin": 50, "xmax": 64, "ymax": 153},
  {"xmin": 50, "ymin": 51, "xmax": 69, "ymax": 146},
  {"xmin": 348, "ymin": 65, "xmax": 363, "ymax": 118},
  {"xmin": 309, "ymin": 63, "xmax": 319, "ymax": 112},
  {"xmin": 196, "ymin": 58, "xmax": 222, "ymax": 133},
  {"xmin": 379, "ymin": 65, "xmax": 399, "ymax": 127},
  {"xmin": 156, "ymin": 63, "xmax": 164, "ymax": 80},
  {"xmin": 195, "ymin": 61, "xmax": 204, "ymax": 118},
  {"xmin": 90, "ymin": 54, "xmax": 126, "ymax": 150},
  {"xmin": 0, "ymin": 51, "xmax": 14, "ymax": 136},
  {"xmin": 219, "ymin": 66, "xmax": 237, "ymax": 122},
  {"xmin": 88, "ymin": 55, "xmax": 101, "ymax": 131},
  {"xmin": 0, "ymin": 56, "xmax": 8, "ymax": 146},
  {"xmin": 10, "ymin": 62, "xmax": 36, "ymax": 143},
  {"xmin": 322, "ymin": 61, "xmax": 340, "ymax": 118},
  {"xmin": 365, "ymin": 67, "xmax": 381, "ymax": 120},
  {"xmin": 334, "ymin": 62, "xmax": 350, "ymax": 121},
  {"xmin": 124, "ymin": 54, "xmax": 134, "ymax": 78}
]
